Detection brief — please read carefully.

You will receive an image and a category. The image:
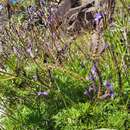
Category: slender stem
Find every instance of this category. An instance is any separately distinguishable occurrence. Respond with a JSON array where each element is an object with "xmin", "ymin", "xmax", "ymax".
[{"xmin": 108, "ymin": 46, "xmax": 123, "ymax": 96}]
